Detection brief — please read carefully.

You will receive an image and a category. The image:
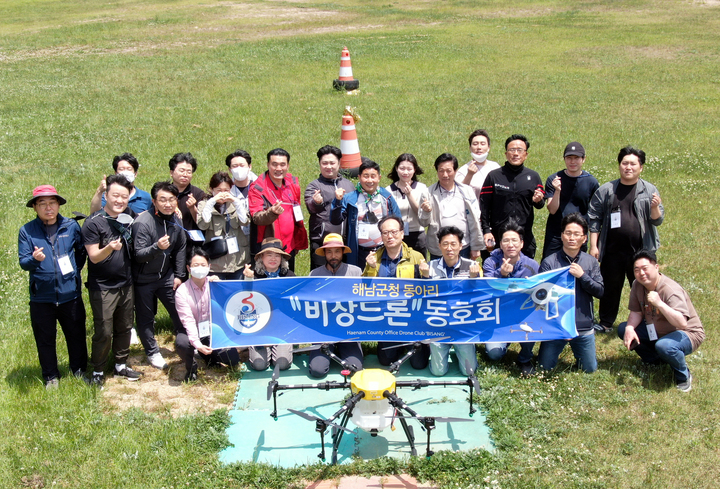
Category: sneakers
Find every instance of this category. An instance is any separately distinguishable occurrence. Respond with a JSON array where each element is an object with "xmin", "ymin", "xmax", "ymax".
[
  {"xmin": 148, "ymin": 353, "xmax": 168, "ymax": 370},
  {"xmin": 676, "ymin": 372, "xmax": 693, "ymax": 392},
  {"xmin": 45, "ymin": 378, "xmax": 59, "ymax": 390},
  {"xmin": 593, "ymin": 323, "xmax": 613, "ymax": 333},
  {"xmin": 518, "ymin": 361, "xmax": 536, "ymax": 376},
  {"xmin": 88, "ymin": 373, "xmax": 105, "ymax": 388},
  {"xmin": 73, "ymin": 368, "xmax": 85, "ymax": 379},
  {"xmin": 115, "ymin": 366, "xmax": 142, "ymax": 381},
  {"xmin": 184, "ymin": 362, "xmax": 198, "ymax": 383}
]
